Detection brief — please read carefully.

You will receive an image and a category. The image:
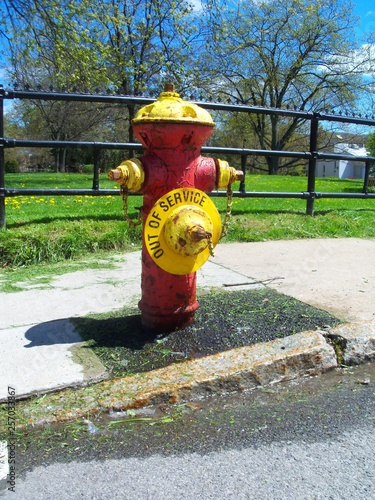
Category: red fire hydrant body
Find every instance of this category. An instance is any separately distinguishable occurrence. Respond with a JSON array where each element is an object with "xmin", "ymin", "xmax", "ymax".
[{"xmin": 109, "ymin": 86, "xmax": 242, "ymax": 332}]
